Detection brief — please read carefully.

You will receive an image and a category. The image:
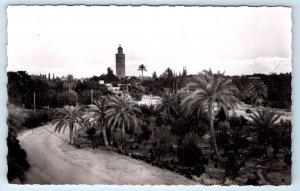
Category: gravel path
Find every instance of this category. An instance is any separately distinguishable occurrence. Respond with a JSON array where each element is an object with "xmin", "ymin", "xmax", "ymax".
[{"xmin": 19, "ymin": 124, "xmax": 197, "ymax": 185}]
